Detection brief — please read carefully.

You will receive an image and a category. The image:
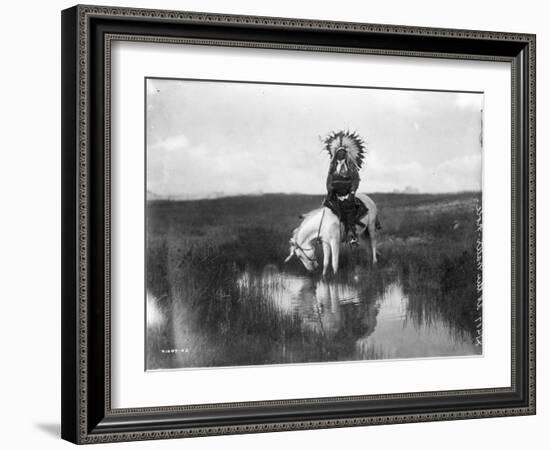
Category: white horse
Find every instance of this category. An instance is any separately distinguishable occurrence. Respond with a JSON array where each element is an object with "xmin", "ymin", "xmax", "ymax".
[{"xmin": 284, "ymin": 193, "xmax": 379, "ymax": 276}]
